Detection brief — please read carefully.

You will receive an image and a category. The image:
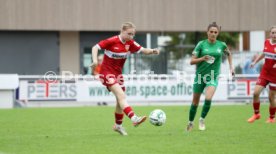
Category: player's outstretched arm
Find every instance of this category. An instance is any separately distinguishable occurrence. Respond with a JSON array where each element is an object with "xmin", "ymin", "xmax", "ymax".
[
  {"xmin": 250, "ymin": 53, "xmax": 265, "ymax": 68},
  {"xmin": 141, "ymin": 48, "xmax": 160, "ymax": 55}
]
